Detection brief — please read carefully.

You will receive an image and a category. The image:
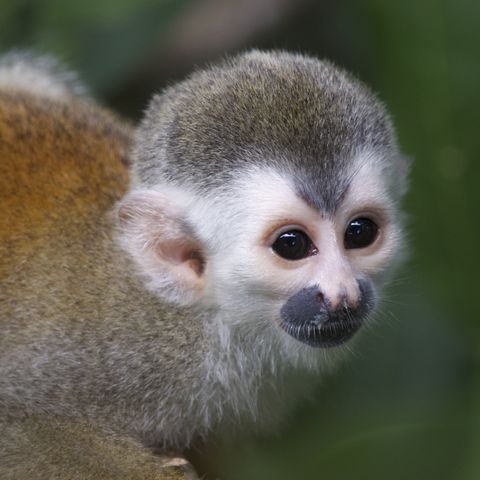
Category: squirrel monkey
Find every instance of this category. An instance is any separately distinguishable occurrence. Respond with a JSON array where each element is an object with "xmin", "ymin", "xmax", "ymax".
[{"xmin": 0, "ymin": 50, "xmax": 407, "ymax": 479}]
